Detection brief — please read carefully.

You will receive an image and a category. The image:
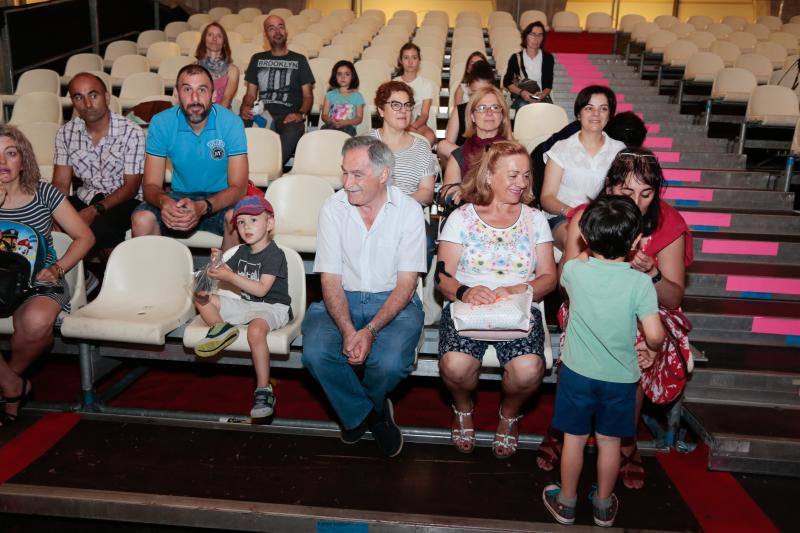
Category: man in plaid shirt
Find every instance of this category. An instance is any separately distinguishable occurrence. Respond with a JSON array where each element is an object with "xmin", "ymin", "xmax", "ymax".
[{"xmin": 53, "ymin": 72, "xmax": 145, "ymax": 250}]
